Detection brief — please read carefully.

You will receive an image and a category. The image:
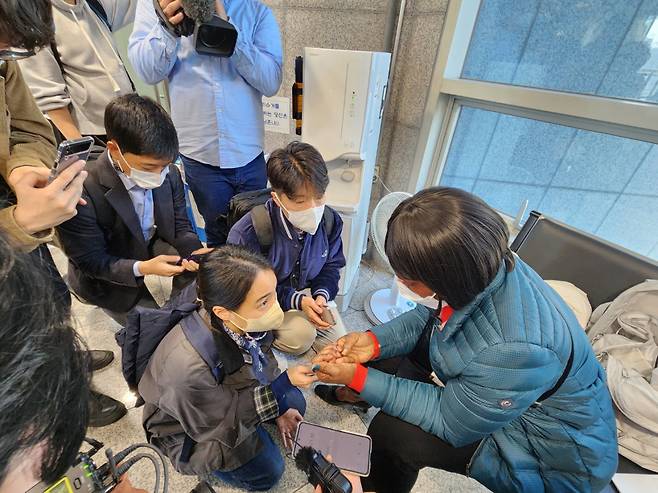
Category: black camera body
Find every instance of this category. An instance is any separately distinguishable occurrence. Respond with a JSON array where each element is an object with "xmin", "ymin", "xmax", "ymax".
[
  {"xmin": 27, "ymin": 440, "xmax": 107, "ymax": 493},
  {"xmin": 194, "ymin": 15, "xmax": 238, "ymax": 57},
  {"xmin": 153, "ymin": 0, "xmax": 237, "ymax": 58}
]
